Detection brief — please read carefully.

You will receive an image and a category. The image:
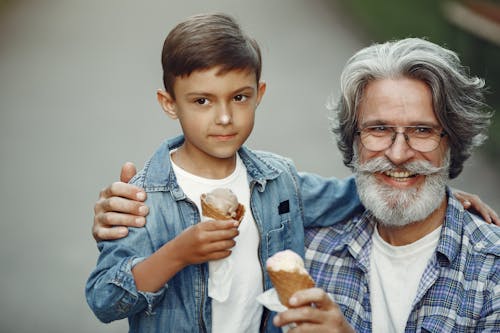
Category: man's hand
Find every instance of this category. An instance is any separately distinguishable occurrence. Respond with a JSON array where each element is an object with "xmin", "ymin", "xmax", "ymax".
[
  {"xmin": 273, "ymin": 288, "xmax": 355, "ymax": 333},
  {"xmin": 453, "ymin": 190, "xmax": 499, "ymax": 225},
  {"xmin": 93, "ymin": 162, "xmax": 149, "ymax": 241}
]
